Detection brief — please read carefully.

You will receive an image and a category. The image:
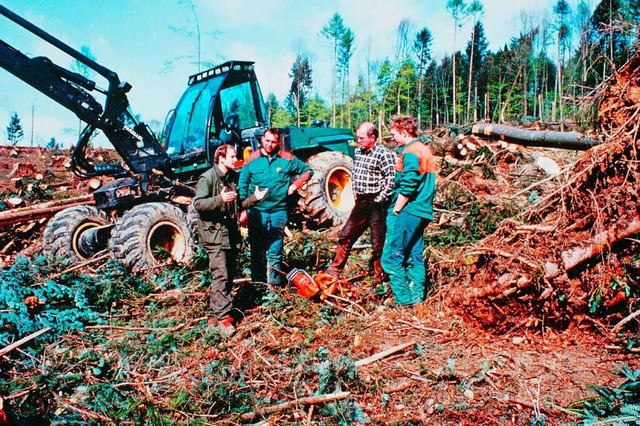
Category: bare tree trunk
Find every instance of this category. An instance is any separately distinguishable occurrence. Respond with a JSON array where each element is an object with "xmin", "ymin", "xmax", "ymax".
[
  {"xmin": 466, "ymin": 26, "xmax": 475, "ymax": 123},
  {"xmin": 500, "ymin": 65, "xmax": 523, "ymax": 122},
  {"xmin": 417, "ymin": 77, "xmax": 423, "ymax": 131},
  {"xmin": 484, "ymin": 91, "xmax": 489, "ymax": 121},
  {"xmin": 453, "ymin": 52, "xmax": 457, "ymax": 124},
  {"xmin": 332, "ymin": 41, "xmax": 337, "ymax": 126},
  {"xmin": 474, "ymin": 85, "xmax": 478, "ymax": 121},
  {"xmin": 472, "ymin": 122, "xmax": 600, "ymax": 150}
]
